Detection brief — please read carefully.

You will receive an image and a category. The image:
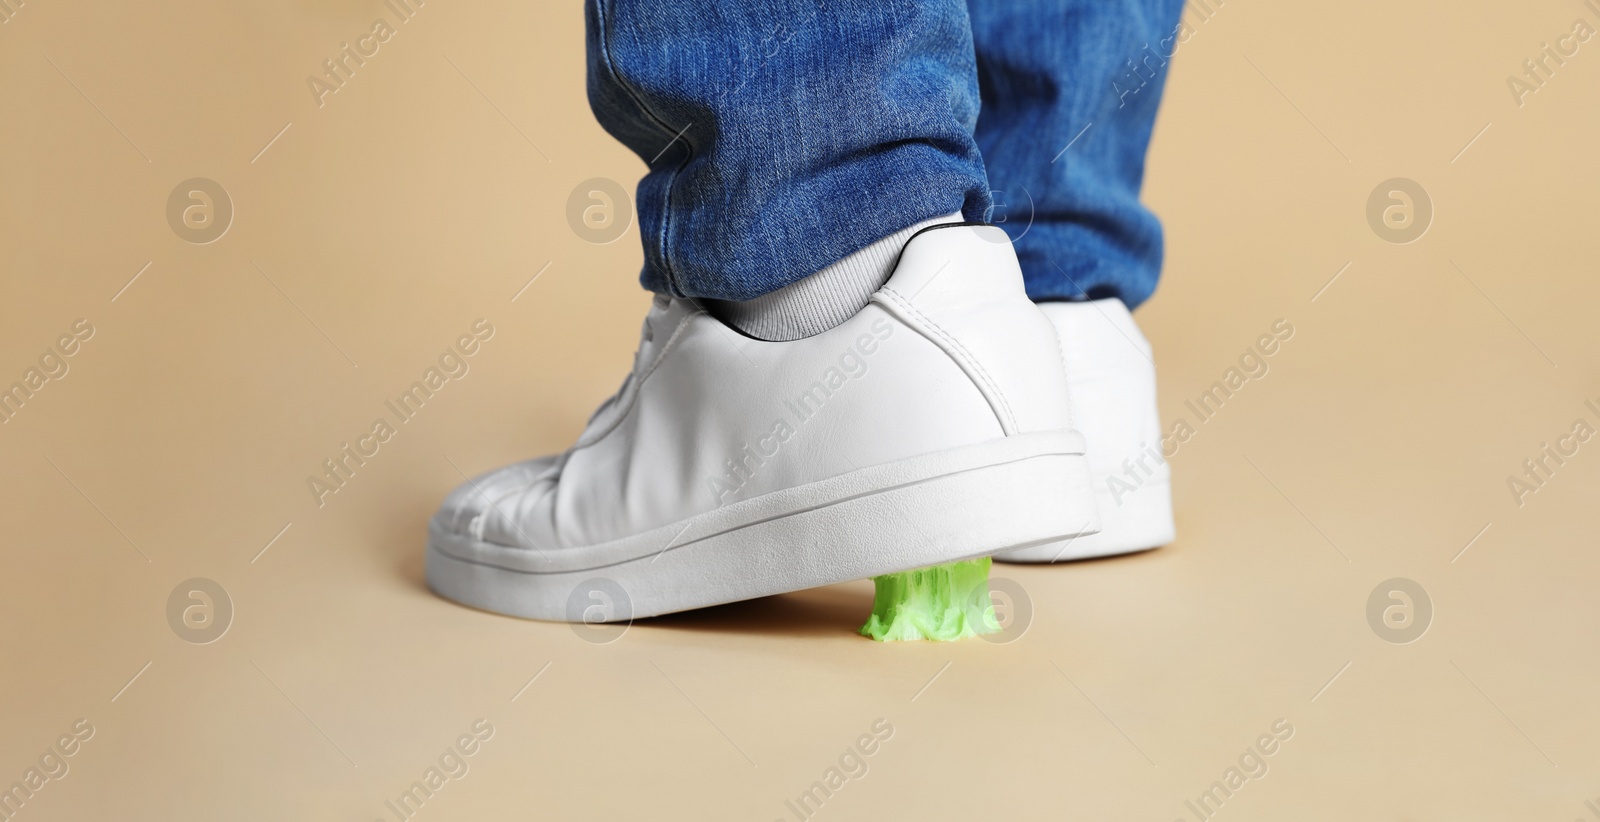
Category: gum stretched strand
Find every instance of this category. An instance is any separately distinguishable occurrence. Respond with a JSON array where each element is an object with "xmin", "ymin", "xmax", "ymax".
[{"xmin": 859, "ymin": 557, "xmax": 1000, "ymax": 642}]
